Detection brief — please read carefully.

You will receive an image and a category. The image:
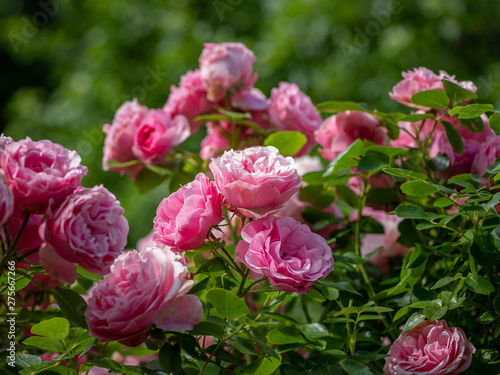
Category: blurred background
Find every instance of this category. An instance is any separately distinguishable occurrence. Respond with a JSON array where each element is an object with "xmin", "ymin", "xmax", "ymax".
[{"xmin": 1, "ymin": 0, "xmax": 499, "ymax": 245}]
